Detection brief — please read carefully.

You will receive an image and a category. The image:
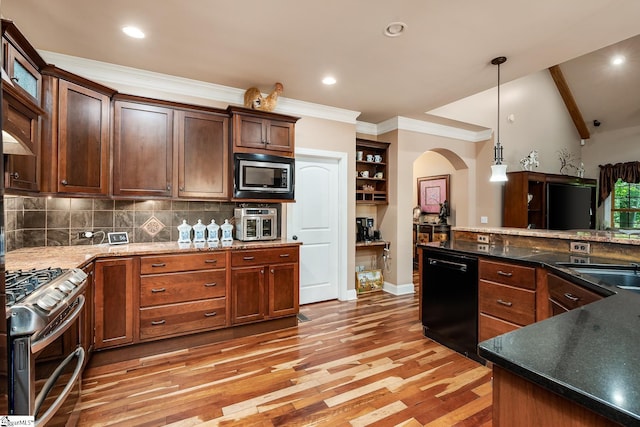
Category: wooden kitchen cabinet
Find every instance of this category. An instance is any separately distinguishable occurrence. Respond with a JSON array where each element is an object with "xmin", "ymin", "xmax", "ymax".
[
  {"xmin": 3, "ymin": 84, "xmax": 42, "ymax": 192},
  {"xmin": 355, "ymin": 139, "xmax": 389, "ymax": 204},
  {"xmin": 231, "ymin": 246, "xmax": 299, "ymax": 324},
  {"xmin": 228, "ymin": 106, "xmax": 299, "ymax": 156},
  {"xmin": 138, "ymin": 252, "xmax": 229, "ymax": 340},
  {"xmin": 40, "ymin": 68, "xmax": 114, "ymax": 195},
  {"xmin": 113, "ymin": 96, "xmax": 174, "ymax": 198},
  {"xmin": 175, "ymin": 109, "xmax": 229, "ymax": 199},
  {"xmin": 94, "ymin": 257, "xmax": 135, "ymax": 349},
  {"xmin": 548, "ymin": 273, "xmax": 603, "ymax": 315},
  {"xmin": 478, "ymin": 259, "xmax": 536, "ymax": 342},
  {"xmin": 2, "ymin": 19, "xmax": 46, "ymax": 105}
]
